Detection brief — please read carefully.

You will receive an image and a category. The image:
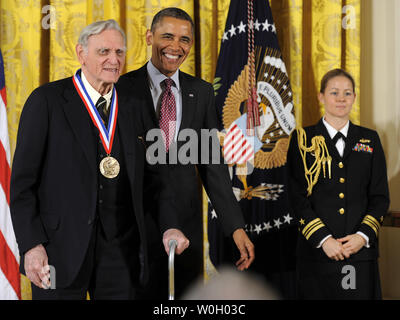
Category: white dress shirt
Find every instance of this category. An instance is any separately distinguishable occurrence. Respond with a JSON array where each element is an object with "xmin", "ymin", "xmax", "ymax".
[
  {"xmin": 81, "ymin": 70, "xmax": 113, "ymax": 112},
  {"xmin": 322, "ymin": 118, "xmax": 348, "ymax": 157},
  {"xmin": 146, "ymin": 60, "xmax": 182, "ymax": 142}
]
